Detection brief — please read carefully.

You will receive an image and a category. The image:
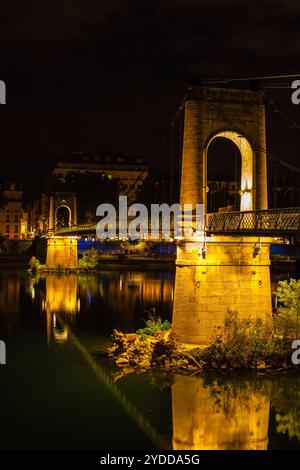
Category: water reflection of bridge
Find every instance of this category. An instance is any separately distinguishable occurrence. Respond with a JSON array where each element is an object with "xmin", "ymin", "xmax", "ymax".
[
  {"xmin": 0, "ymin": 272, "xmax": 21, "ymax": 334},
  {"xmin": 42, "ymin": 274, "xmax": 271, "ymax": 450},
  {"xmin": 1, "ymin": 272, "xmax": 299, "ymax": 449}
]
